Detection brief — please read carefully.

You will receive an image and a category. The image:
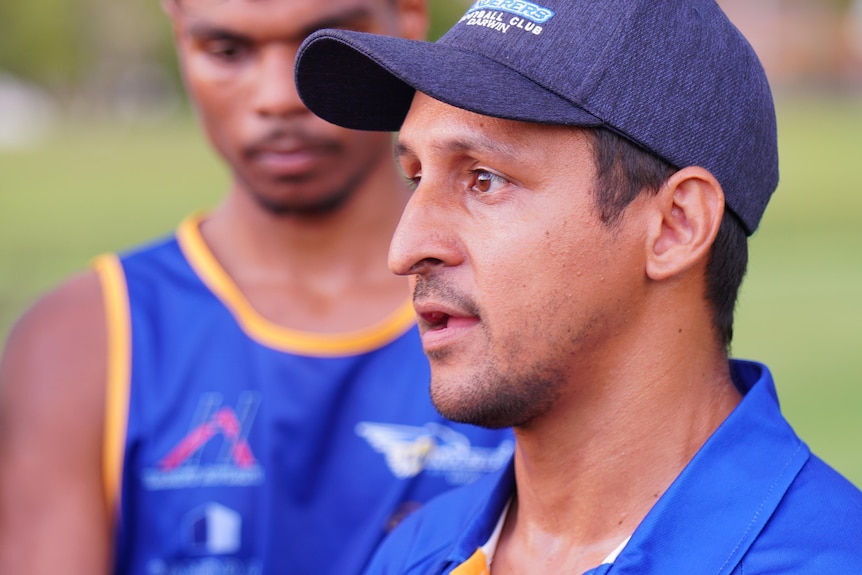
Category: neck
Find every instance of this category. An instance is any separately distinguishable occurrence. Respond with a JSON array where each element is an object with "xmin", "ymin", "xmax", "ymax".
[
  {"xmin": 197, "ymin": 158, "xmax": 412, "ymax": 332},
  {"xmin": 213, "ymin": 161, "xmax": 409, "ymax": 266},
  {"xmin": 494, "ymin": 287, "xmax": 740, "ymax": 574}
]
